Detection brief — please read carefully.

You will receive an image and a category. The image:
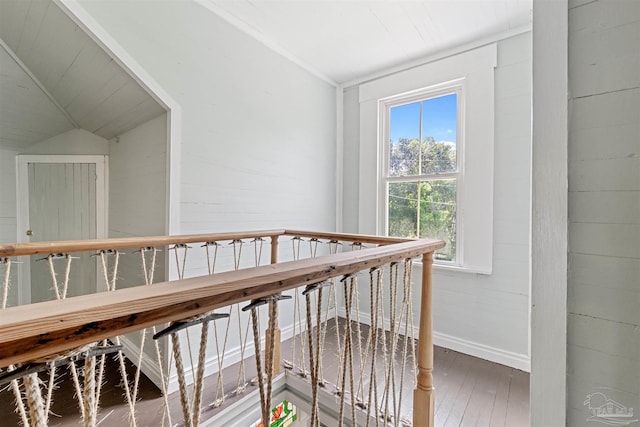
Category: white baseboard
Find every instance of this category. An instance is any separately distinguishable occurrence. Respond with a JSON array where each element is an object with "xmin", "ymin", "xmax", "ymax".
[
  {"xmin": 338, "ymin": 307, "xmax": 530, "ymax": 372},
  {"xmin": 432, "ymin": 331, "xmax": 530, "ymax": 372}
]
